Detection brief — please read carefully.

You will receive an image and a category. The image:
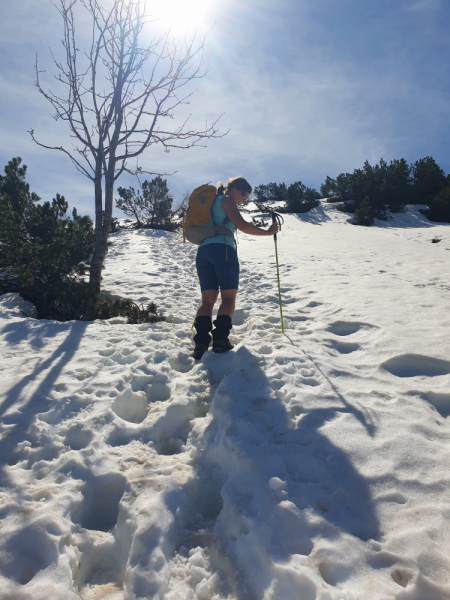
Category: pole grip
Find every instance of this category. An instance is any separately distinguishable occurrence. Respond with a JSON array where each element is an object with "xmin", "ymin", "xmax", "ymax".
[{"xmin": 272, "ymin": 212, "xmax": 277, "ymax": 242}]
